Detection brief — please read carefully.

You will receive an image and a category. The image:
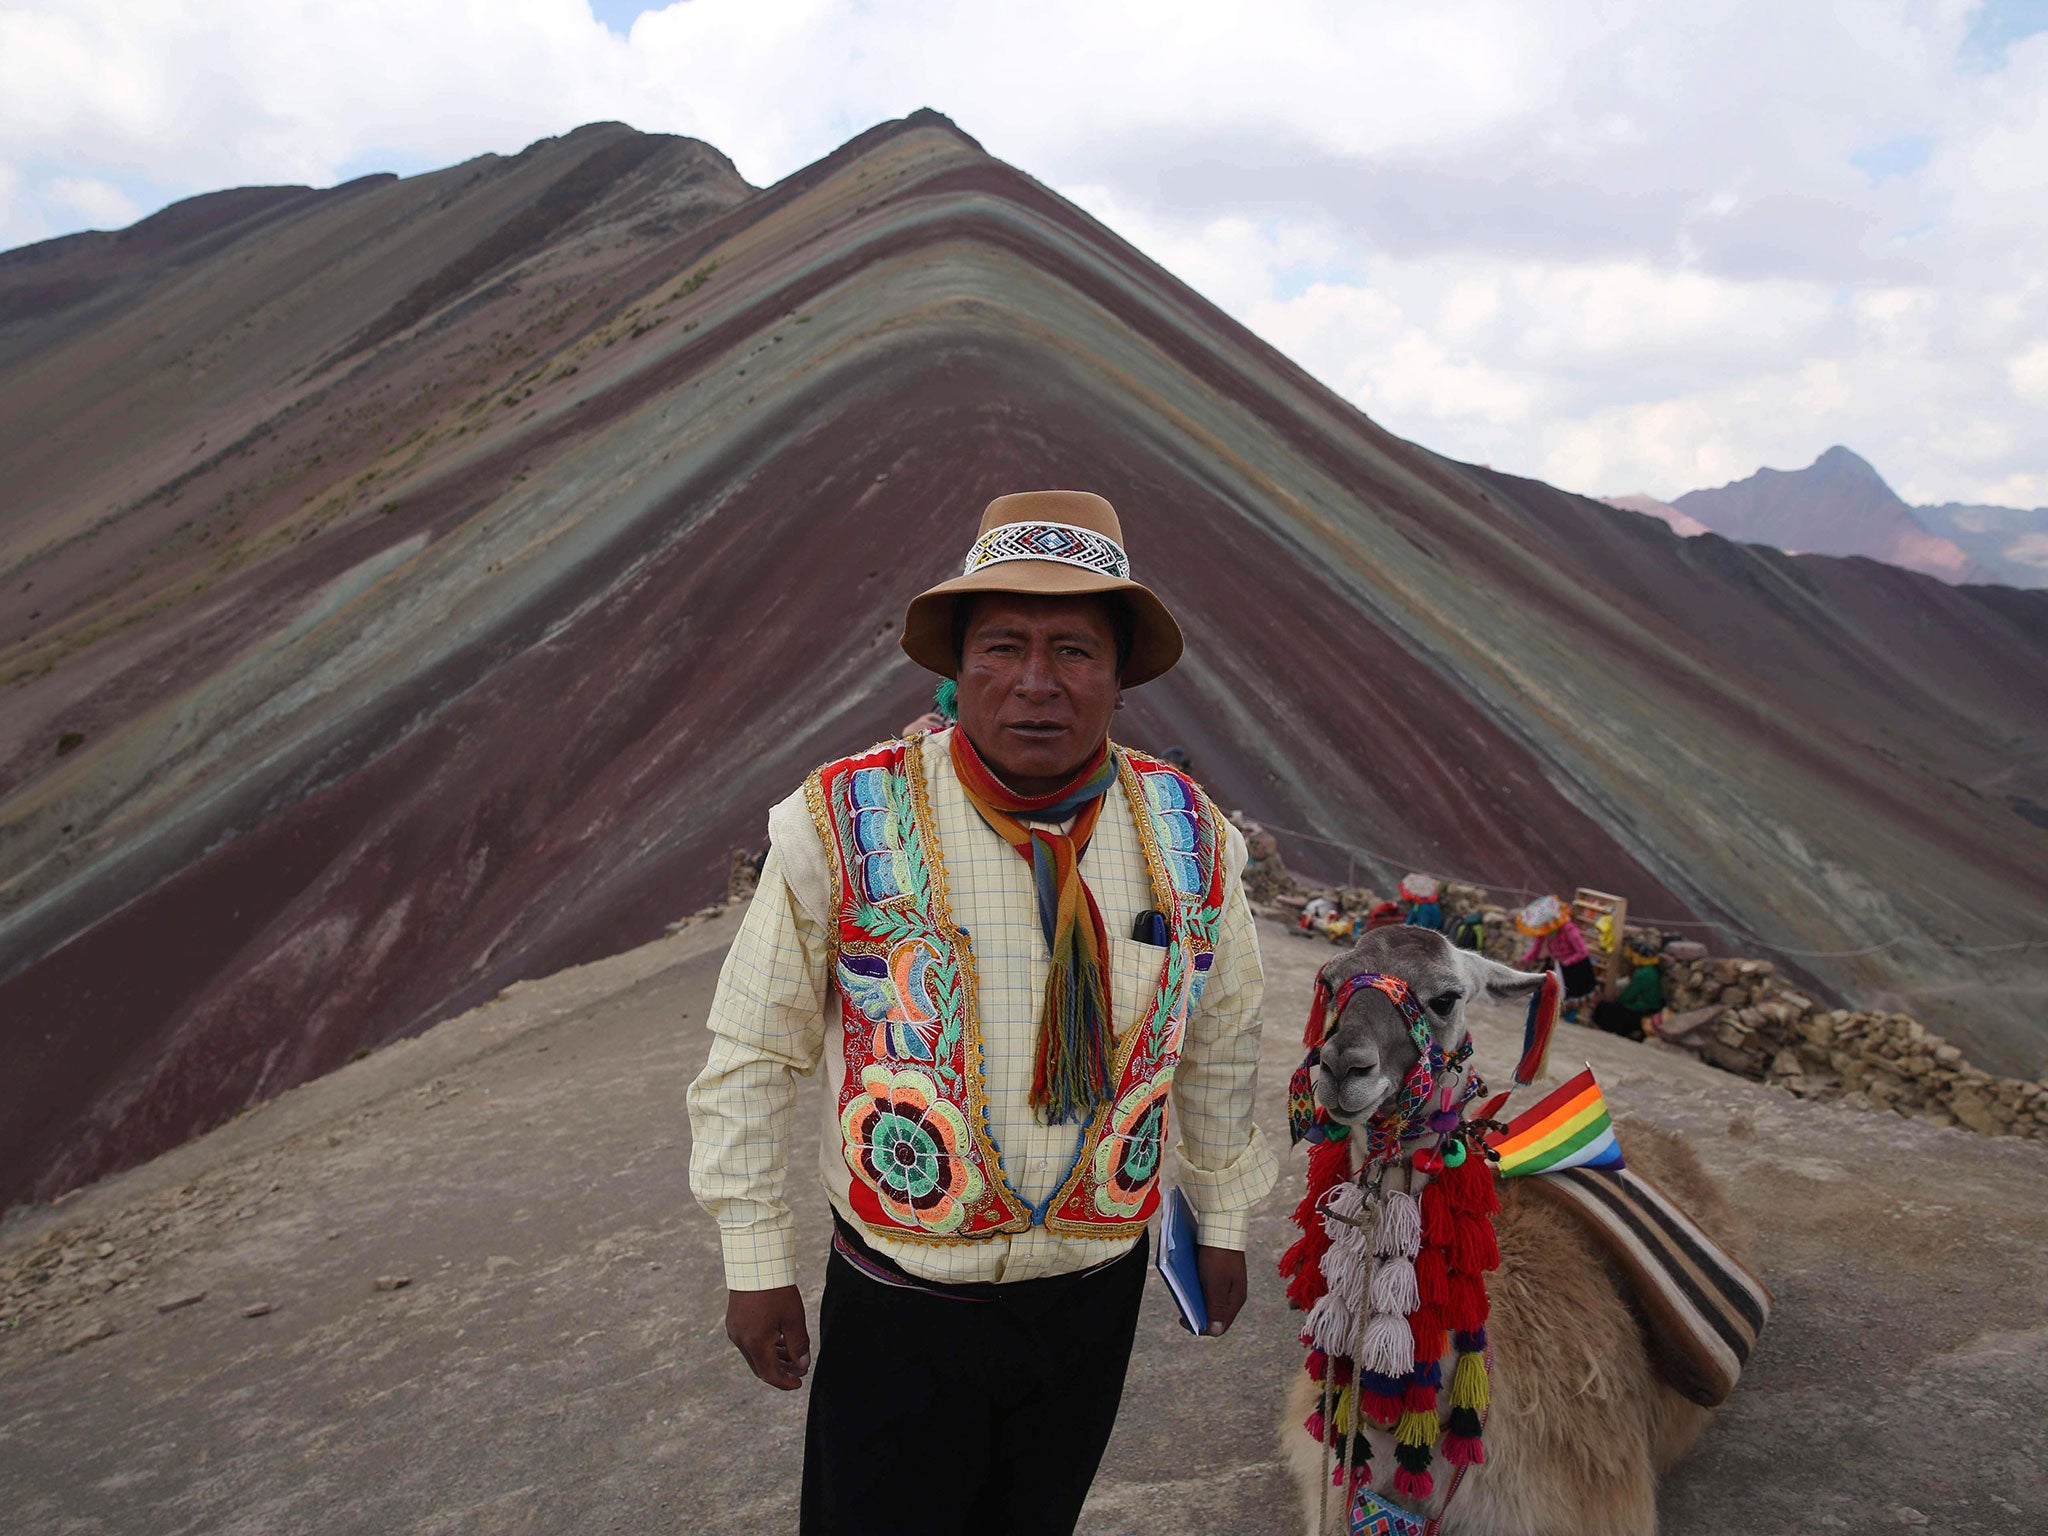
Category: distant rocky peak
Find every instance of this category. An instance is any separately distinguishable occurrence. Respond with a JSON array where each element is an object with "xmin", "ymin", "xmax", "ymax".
[
  {"xmin": 1673, "ymin": 446, "xmax": 1982, "ymax": 583},
  {"xmin": 1808, "ymin": 445, "xmax": 1891, "ymax": 489}
]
